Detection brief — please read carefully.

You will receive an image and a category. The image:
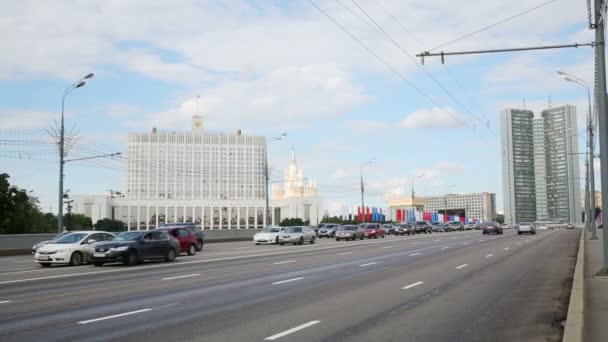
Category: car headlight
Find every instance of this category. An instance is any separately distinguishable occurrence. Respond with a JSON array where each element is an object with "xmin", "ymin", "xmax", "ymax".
[
  {"xmin": 54, "ymin": 249, "xmax": 67, "ymax": 253},
  {"xmin": 115, "ymin": 246, "xmax": 129, "ymax": 252}
]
